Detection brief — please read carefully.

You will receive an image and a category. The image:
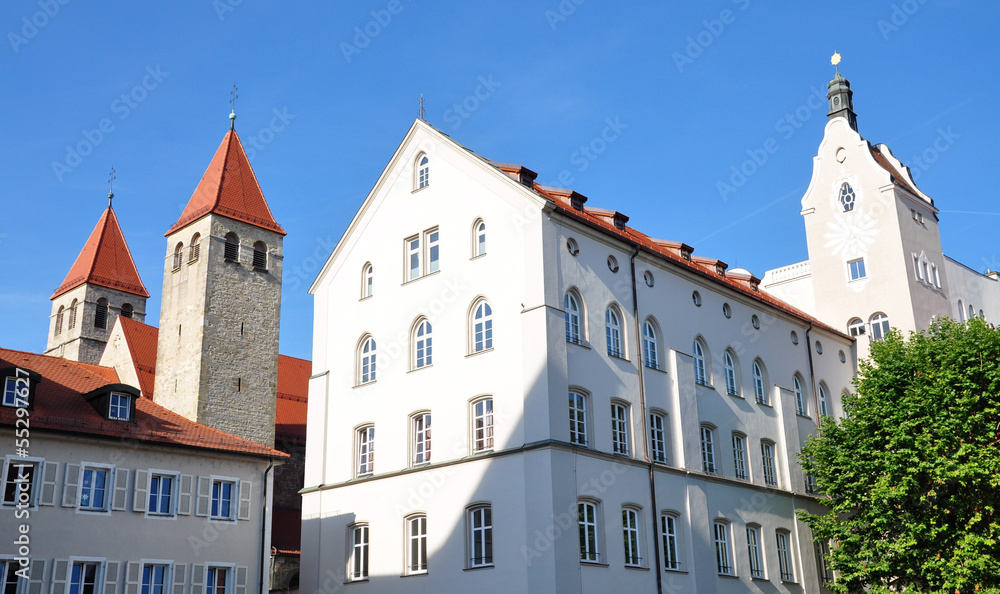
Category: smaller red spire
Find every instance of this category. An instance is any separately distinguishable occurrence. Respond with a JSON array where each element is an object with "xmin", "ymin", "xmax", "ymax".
[{"xmin": 52, "ymin": 208, "xmax": 149, "ymax": 299}]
